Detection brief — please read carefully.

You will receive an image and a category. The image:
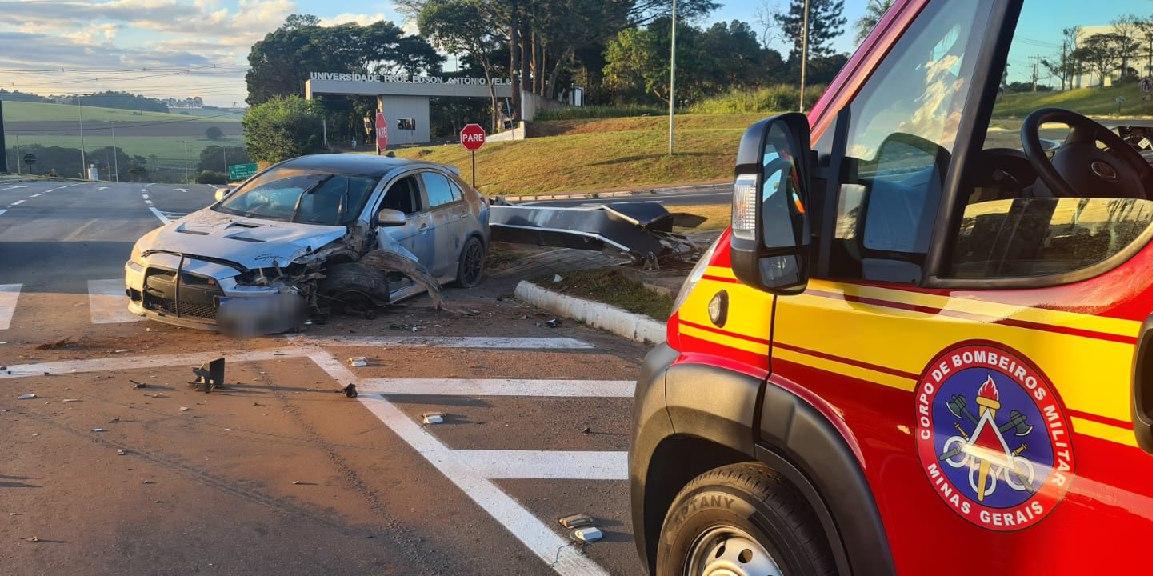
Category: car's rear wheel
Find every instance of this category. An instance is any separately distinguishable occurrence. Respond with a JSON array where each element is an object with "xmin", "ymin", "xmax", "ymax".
[
  {"xmin": 655, "ymin": 463, "xmax": 835, "ymax": 576},
  {"xmin": 454, "ymin": 235, "xmax": 485, "ymax": 288}
]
